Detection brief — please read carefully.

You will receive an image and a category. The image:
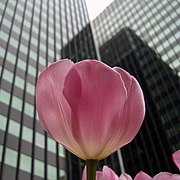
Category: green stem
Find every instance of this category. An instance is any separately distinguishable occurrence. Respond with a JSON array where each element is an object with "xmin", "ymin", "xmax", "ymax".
[{"xmin": 86, "ymin": 159, "xmax": 98, "ymax": 180}]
